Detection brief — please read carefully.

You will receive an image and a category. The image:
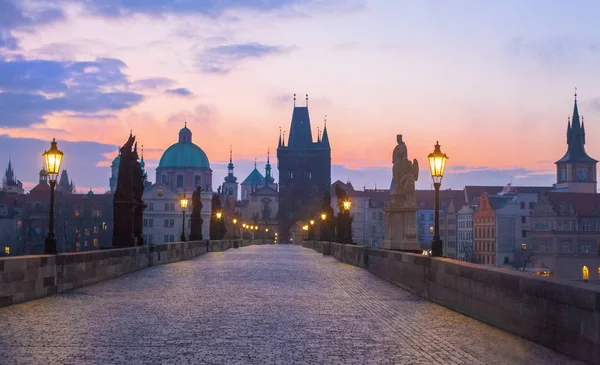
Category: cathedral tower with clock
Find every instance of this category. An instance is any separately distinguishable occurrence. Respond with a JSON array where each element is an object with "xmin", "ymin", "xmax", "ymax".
[{"xmin": 555, "ymin": 93, "xmax": 598, "ymax": 193}]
